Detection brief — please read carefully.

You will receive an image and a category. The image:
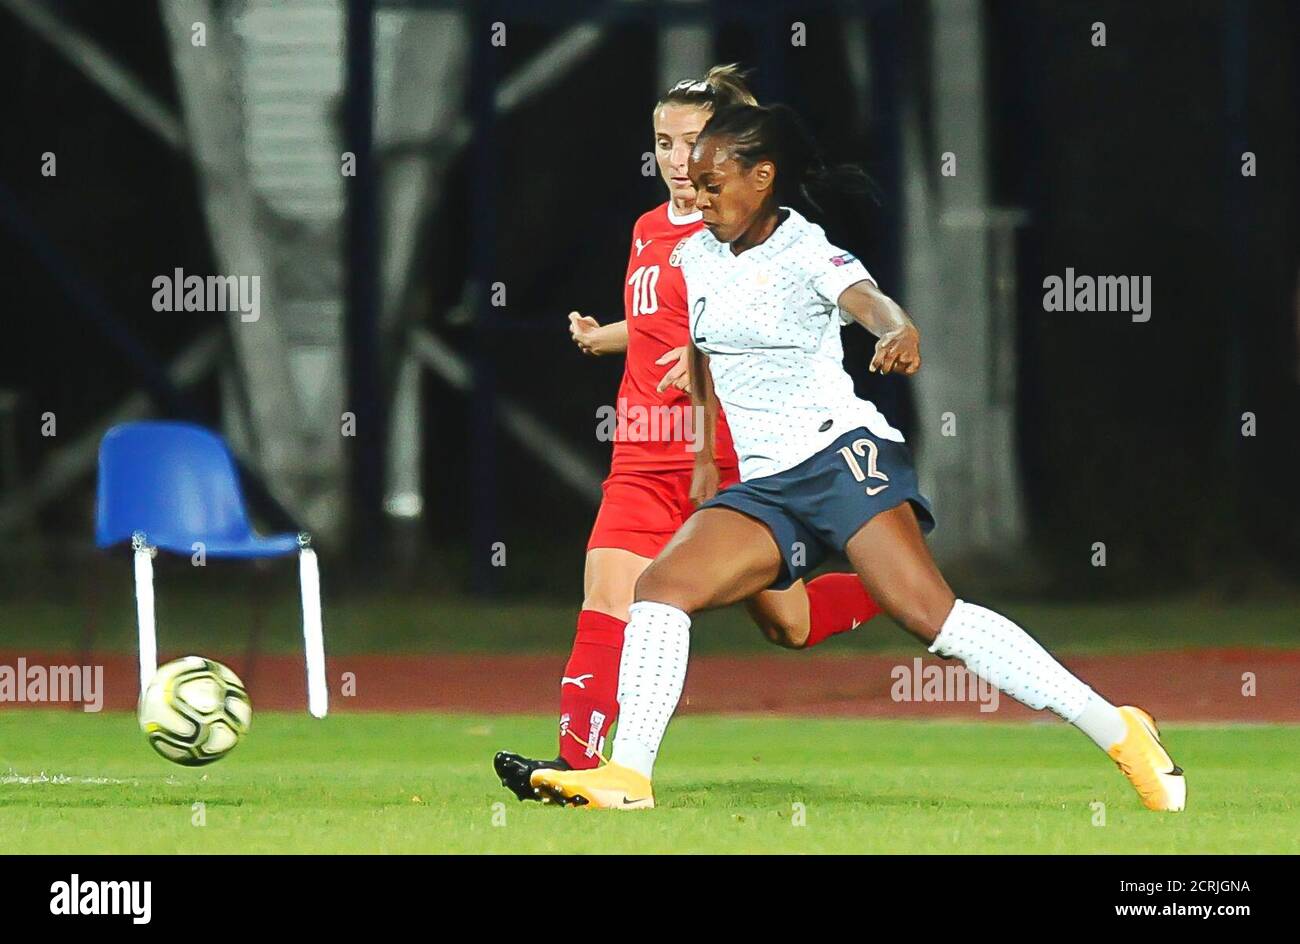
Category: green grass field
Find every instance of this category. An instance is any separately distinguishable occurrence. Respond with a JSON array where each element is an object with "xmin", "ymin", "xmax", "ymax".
[
  {"xmin": 1, "ymin": 711, "xmax": 1296, "ymax": 854},
  {"xmin": 4, "ymin": 589, "xmax": 1297, "ymax": 853}
]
